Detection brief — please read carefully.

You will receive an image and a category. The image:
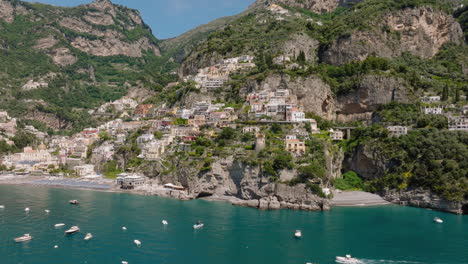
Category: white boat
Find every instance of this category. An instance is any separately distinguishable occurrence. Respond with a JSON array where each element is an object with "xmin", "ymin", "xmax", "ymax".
[
  {"xmin": 134, "ymin": 239, "xmax": 141, "ymax": 246},
  {"xmin": 24, "ymin": 207, "xmax": 30, "ymax": 212},
  {"xmin": 55, "ymin": 223, "xmax": 65, "ymax": 228},
  {"xmin": 336, "ymin": 255, "xmax": 361, "ymax": 264},
  {"xmin": 84, "ymin": 233, "xmax": 93, "ymax": 240},
  {"xmin": 294, "ymin": 230, "xmax": 302, "ymax": 238},
  {"xmin": 54, "ymin": 245, "xmax": 58, "ymax": 248},
  {"xmin": 434, "ymin": 217, "xmax": 443, "ymax": 223},
  {"xmin": 65, "ymin": 226, "xmax": 80, "ymax": 234},
  {"xmin": 69, "ymin": 200, "xmax": 79, "ymax": 205},
  {"xmin": 122, "ymin": 226, "xmax": 127, "ymax": 230},
  {"xmin": 162, "ymin": 220, "xmax": 168, "ymax": 225},
  {"xmin": 122, "ymin": 261, "xmax": 128, "ymax": 264},
  {"xmin": 193, "ymin": 222, "xmax": 204, "ymax": 230},
  {"xmin": 14, "ymin": 234, "xmax": 33, "ymax": 243},
  {"xmin": 0, "ymin": 205, "xmax": 4, "ymax": 209},
  {"xmin": 45, "ymin": 209, "xmax": 50, "ymax": 213}
]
